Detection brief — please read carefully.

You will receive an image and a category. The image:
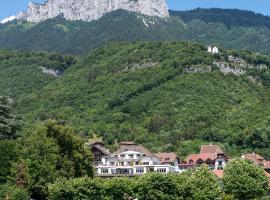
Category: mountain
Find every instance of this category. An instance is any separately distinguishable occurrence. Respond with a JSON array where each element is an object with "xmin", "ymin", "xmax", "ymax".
[
  {"xmin": 15, "ymin": 0, "xmax": 169, "ymax": 23},
  {"xmin": 13, "ymin": 42, "xmax": 270, "ymax": 158},
  {"xmin": 1, "ymin": 8, "xmax": 270, "ymax": 55}
]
